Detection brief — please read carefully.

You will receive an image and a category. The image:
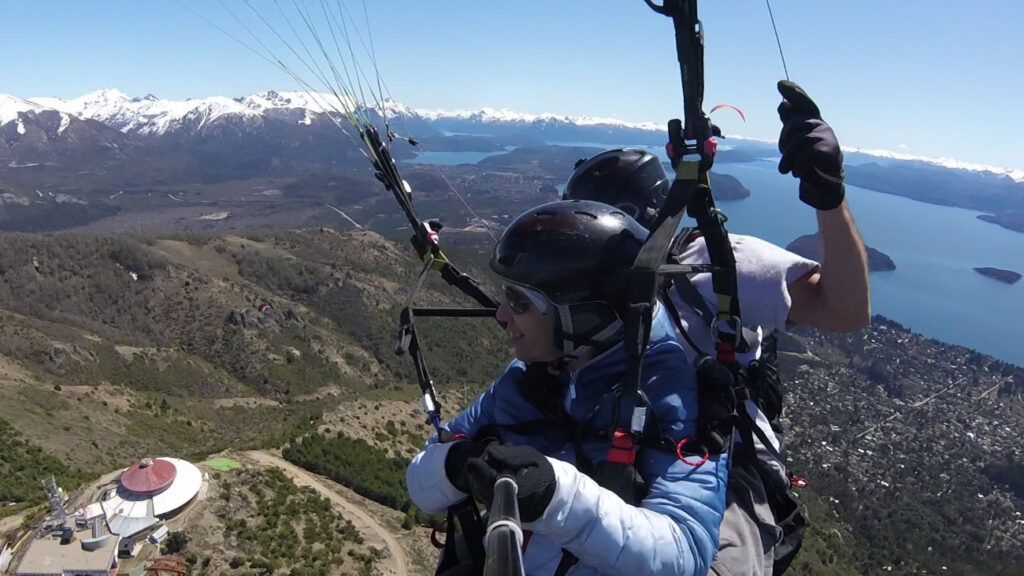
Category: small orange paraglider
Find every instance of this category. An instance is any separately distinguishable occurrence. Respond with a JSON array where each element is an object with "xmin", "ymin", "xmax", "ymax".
[{"xmin": 709, "ymin": 104, "xmax": 746, "ymax": 122}]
